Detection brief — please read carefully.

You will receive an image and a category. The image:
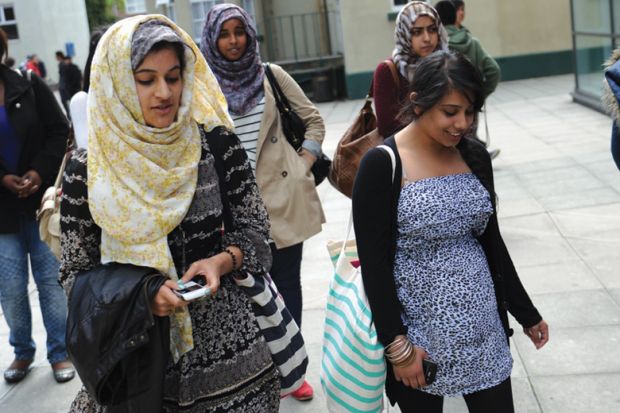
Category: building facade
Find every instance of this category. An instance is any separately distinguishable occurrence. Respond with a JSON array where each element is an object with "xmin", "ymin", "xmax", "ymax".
[
  {"xmin": 126, "ymin": 0, "xmax": 572, "ymax": 99},
  {"xmin": 1, "ymin": 0, "xmax": 90, "ymax": 84}
]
